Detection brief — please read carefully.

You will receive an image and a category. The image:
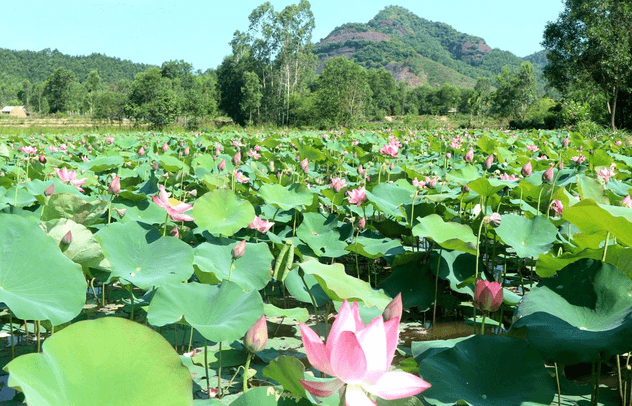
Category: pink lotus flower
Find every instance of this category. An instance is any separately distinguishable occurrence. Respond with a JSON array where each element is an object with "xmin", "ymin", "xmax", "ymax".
[
  {"xmin": 247, "ymin": 149, "xmax": 261, "ymax": 160},
  {"xmin": 299, "ymin": 300, "xmax": 430, "ymax": 405},
  {"xmin": 106, "ymin": 137, "xmax": 115, "ymax": 144},
  {"xmin": 550, "ymin": 199, "xmax": 564, "ymax": 217},
  {"xmin": 464, "ymin": 148, "xmax": 474, "ymax": 163},
  {"xmin": 19, "ymin": 146, "xmax": 37, "ymax": 154},
  {"xmin": 248, "ymin": 216, "xmax": 275, "ymax": 233},
  {"xmin": 616, "ymin": 140, "xmax": 622, "ymax": 146},
  {"xmin": 330, "ymin": 177, "xmax": 347, "ymax": 193},
  {"xmin": 623, "ymin": 195, "xmax": 632, "ymax": 208},
  {"xmin": 562, "ymin": 137, "xmax": 570, "ymax": 148},
  {"xmin": 526, "ymin": 144, "xmax": 539, "ymax": 152},
  {"xmin": 473, "ymin": 280, "xmax": 503, "ymax": 312},
  {"xmin": 347, "ymin": 187, "xmax": 366, "ymax": 206},
  {"xmin": 138, "ymin": 146, "xmax": 145, "ymax": 156},
  {"xmin": 379, "ymin": 143, "xmax": 398, "ymax": 157},
  {"xmin": 234, "ymin": 171, "xmax": 250, "ymax": 183},
  {"xmin": 161, "ymin": 142, "xmax": 169, "ymax": 152},
  {"xmin": 597, "ymin": 164, "xmax": 616, "ymax": 183},
  {"xmin": 54, "ymin": 167, "xmax": 87, "ymax": 191},
  {"xmin": 571, "ymin": 155, "xmax": 586, "ymax": 165},
  {"xmin": 48, "ymin": 145, "xmax": 58, "ymax": 153},
  {"xmin": 300, "ymin": 158, "xmax": 309, "ymax": 173},
  {"xmin": 412, "ymin": 177, "xmax": 426, "ymax": 189},
  {"xmin": 152, "ymin": 185, "xmax": 195, "ymax": 222},
  {"xmin": 244, "ymin": 315, "xmax": 268, "ymax": 353},
  {"xmin": 499, "ymin": 173, "xmax": 520, "ymax": 181}
]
